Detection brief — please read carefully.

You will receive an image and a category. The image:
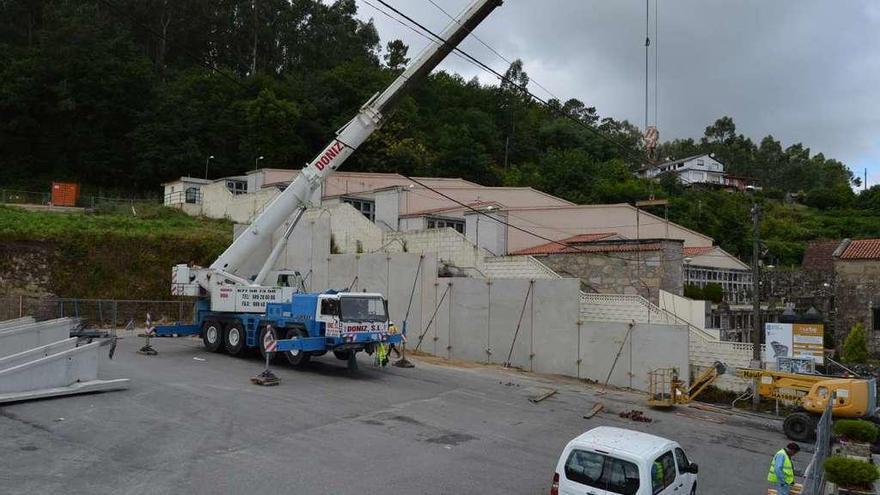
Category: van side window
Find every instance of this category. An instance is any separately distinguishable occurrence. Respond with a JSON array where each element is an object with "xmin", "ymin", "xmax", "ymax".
[
  {"xmin": 674, "ymin": 448, "xmax": 690, "ymax": 475},
  {"xmin": 652, "ymin": 451, "xmax": 676, "ymax": 493}
]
